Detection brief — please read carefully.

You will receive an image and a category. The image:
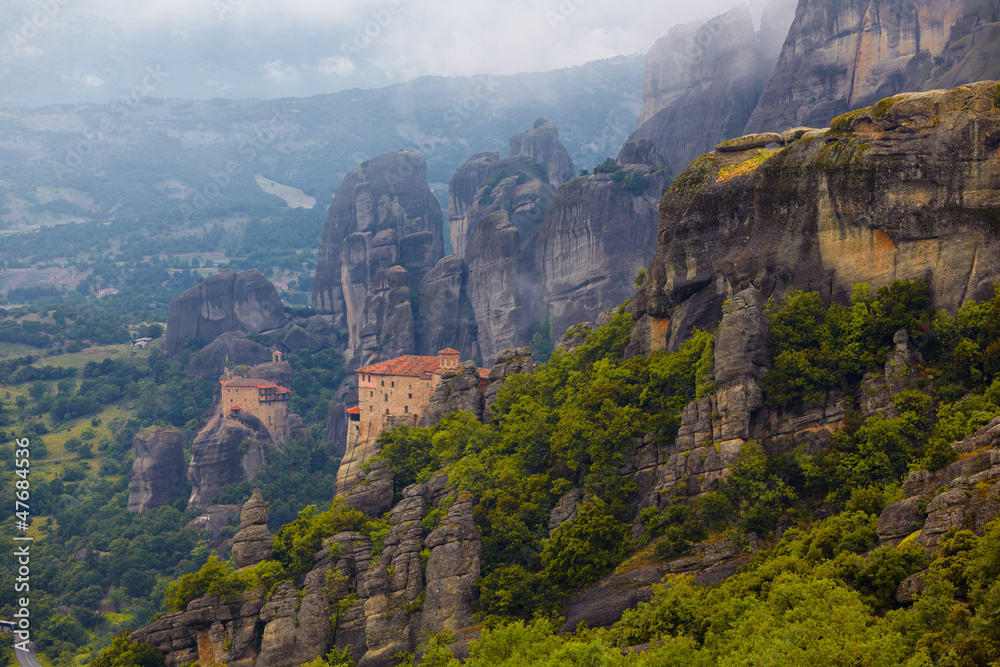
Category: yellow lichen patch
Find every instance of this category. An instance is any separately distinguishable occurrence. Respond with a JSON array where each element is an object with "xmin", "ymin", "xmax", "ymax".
[
  {"xmin": 898, "ymin": 529, "xmax": 922, "ymax": 550},
  {"xmin": 715, "ymin": 150, "xmax": 776, "ymax": 183}
]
